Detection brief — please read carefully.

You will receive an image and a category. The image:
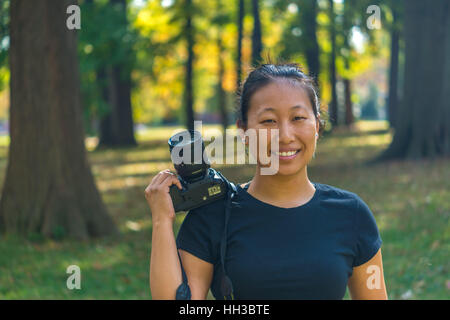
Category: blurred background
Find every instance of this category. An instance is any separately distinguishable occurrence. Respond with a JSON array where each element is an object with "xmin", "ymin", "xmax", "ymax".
[{"xmin": 0, "ymin": 0, "xmax": 448, "ymax": 299}]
